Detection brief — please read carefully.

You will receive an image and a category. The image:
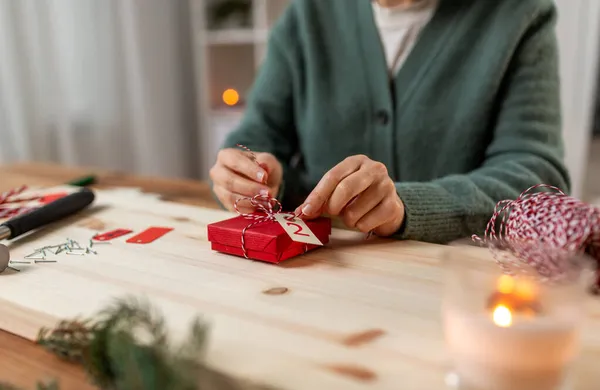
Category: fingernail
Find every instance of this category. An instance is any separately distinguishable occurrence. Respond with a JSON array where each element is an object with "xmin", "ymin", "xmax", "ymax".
[
  {"xmin": 302, "ymin": 204, "xmax": 312, "ymax": 215},
  {"xmin": 257, "ymin": 171, "xmax": 265, "ymax": 182},
  {"xmin": 260, "ymin": 189, "xmax": 269, "ymax": 196}
]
